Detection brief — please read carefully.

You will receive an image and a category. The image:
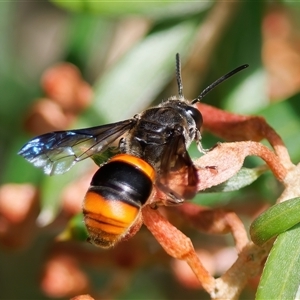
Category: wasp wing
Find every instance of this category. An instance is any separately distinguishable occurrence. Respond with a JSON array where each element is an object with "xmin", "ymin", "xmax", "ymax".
[
  {"xmin": 158, "ymin": 128, "xmax": 198, "ymax": 201},
  {"xmin": 18, "ymin": 119, "xmax": 136, "ymax": 175}
]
